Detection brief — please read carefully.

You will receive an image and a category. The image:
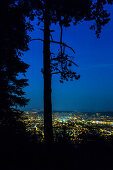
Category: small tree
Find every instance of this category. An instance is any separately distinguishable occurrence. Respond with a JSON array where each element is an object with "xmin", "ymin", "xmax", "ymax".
[{"xmin": 27, "ymin": 0, "xmax": 113, "ymax": 143}]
